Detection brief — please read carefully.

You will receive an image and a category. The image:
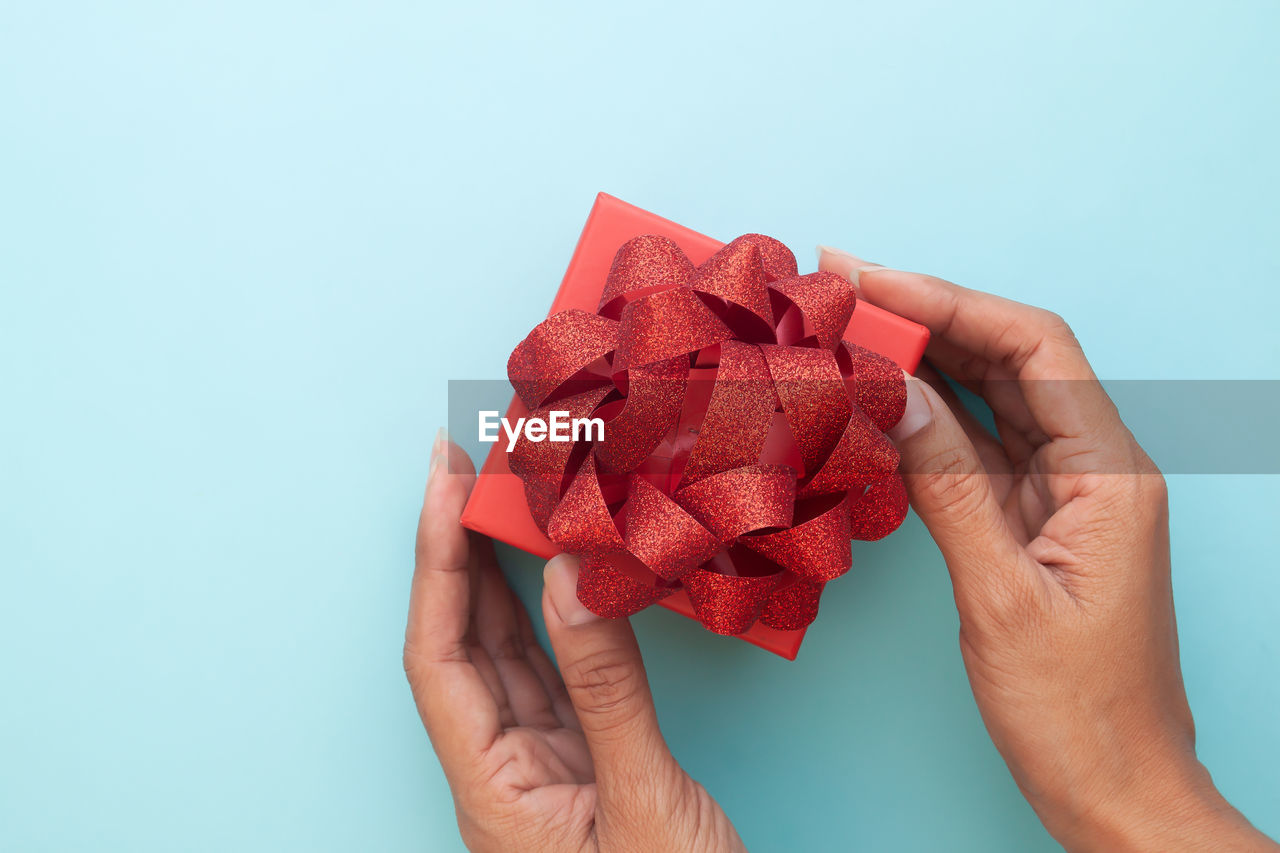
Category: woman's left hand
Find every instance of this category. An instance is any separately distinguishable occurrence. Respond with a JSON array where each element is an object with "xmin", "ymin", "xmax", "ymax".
[{"xmin": 404, "ymin": 434, "xmax": 745, "ymax": 853}]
